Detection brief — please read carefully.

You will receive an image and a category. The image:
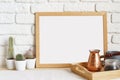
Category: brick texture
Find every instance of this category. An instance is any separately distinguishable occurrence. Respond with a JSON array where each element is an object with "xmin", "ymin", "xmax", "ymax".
[
  {"xmin": 0, "ymin": 3, "xmax": 30, "ymax": 13},
  {"xmin": 108, "ymin": 44, "xmax": 120, "ymax": 51},
  {"xmin": 0, "ymin": 0, "xmax": 119, "ymax": 68},
  {"xmin": 16, "ymin": 14, "xmax": 34, "ymax": 24},
  {"xmin": 0, "ymin": 14, "xmax": 14, "ymax": 24},
  {"xmin": 0, "ymin": 24, "xmax": 32, "ymax": 35},
  {"xmin": 112, "ymin": 34, "xmax": 120, "ymax": 44},
  {"xmin": 81, "ymin": 0, "xmax": 108, "ymax": 1},
  {"xmin": 31, "ymin": 3, "xmax": 63, "ymax": 13},
  {"xmin": 14, "ymin": 46, "xmax": 33, "ymax": 55},
  {"xmin": 113, "ymin": 0, "xmax": 120, "ymax": 2},
  {"xmin": 0, "ymin": 57, "xmax": 6, "ymax": 67},
  {"xmin": 64, "ymin": 3, "xmax": 95, "ymax": 11},
  {"xmin": 108, "ymin": 34, "xmax": 112, "ymax": 44},
  {"xmin": 0, "ymin": 0, "xmax": 14, "ymax": 2},
  {"xmin": 15, "ymin": 36, "xmax": 34, "ymax": 45},
  {"xmin": 49, "ymin": 0, "xmax": 79, "ymax": 2},
  {"xmin": 0, "ymin": 36, "xmax": 9, "ymax": 46},
  {"xmin": 16, "ymin": 0, "xmax": 47, "ymax": 3},
  {"xmin": 96, "ymin": 3, "xmax": 120, "ymax": 12},
  {"xmin": 112, "ymin": 13, "xmax": 120, "ymax": 23},
  {"xmin": 108, "ymin": 24, "xmax": 120, "ymax": 33}
]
